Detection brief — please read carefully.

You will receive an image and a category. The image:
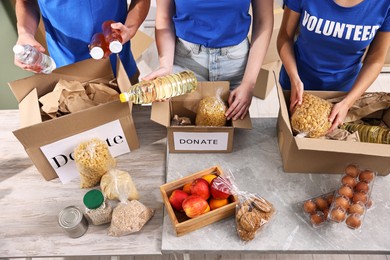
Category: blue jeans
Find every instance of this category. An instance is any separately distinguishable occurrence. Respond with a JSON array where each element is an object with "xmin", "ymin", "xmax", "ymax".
[{"xmin": 173, "ymin": 37, "xmax": 249, "ymax": 90}]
